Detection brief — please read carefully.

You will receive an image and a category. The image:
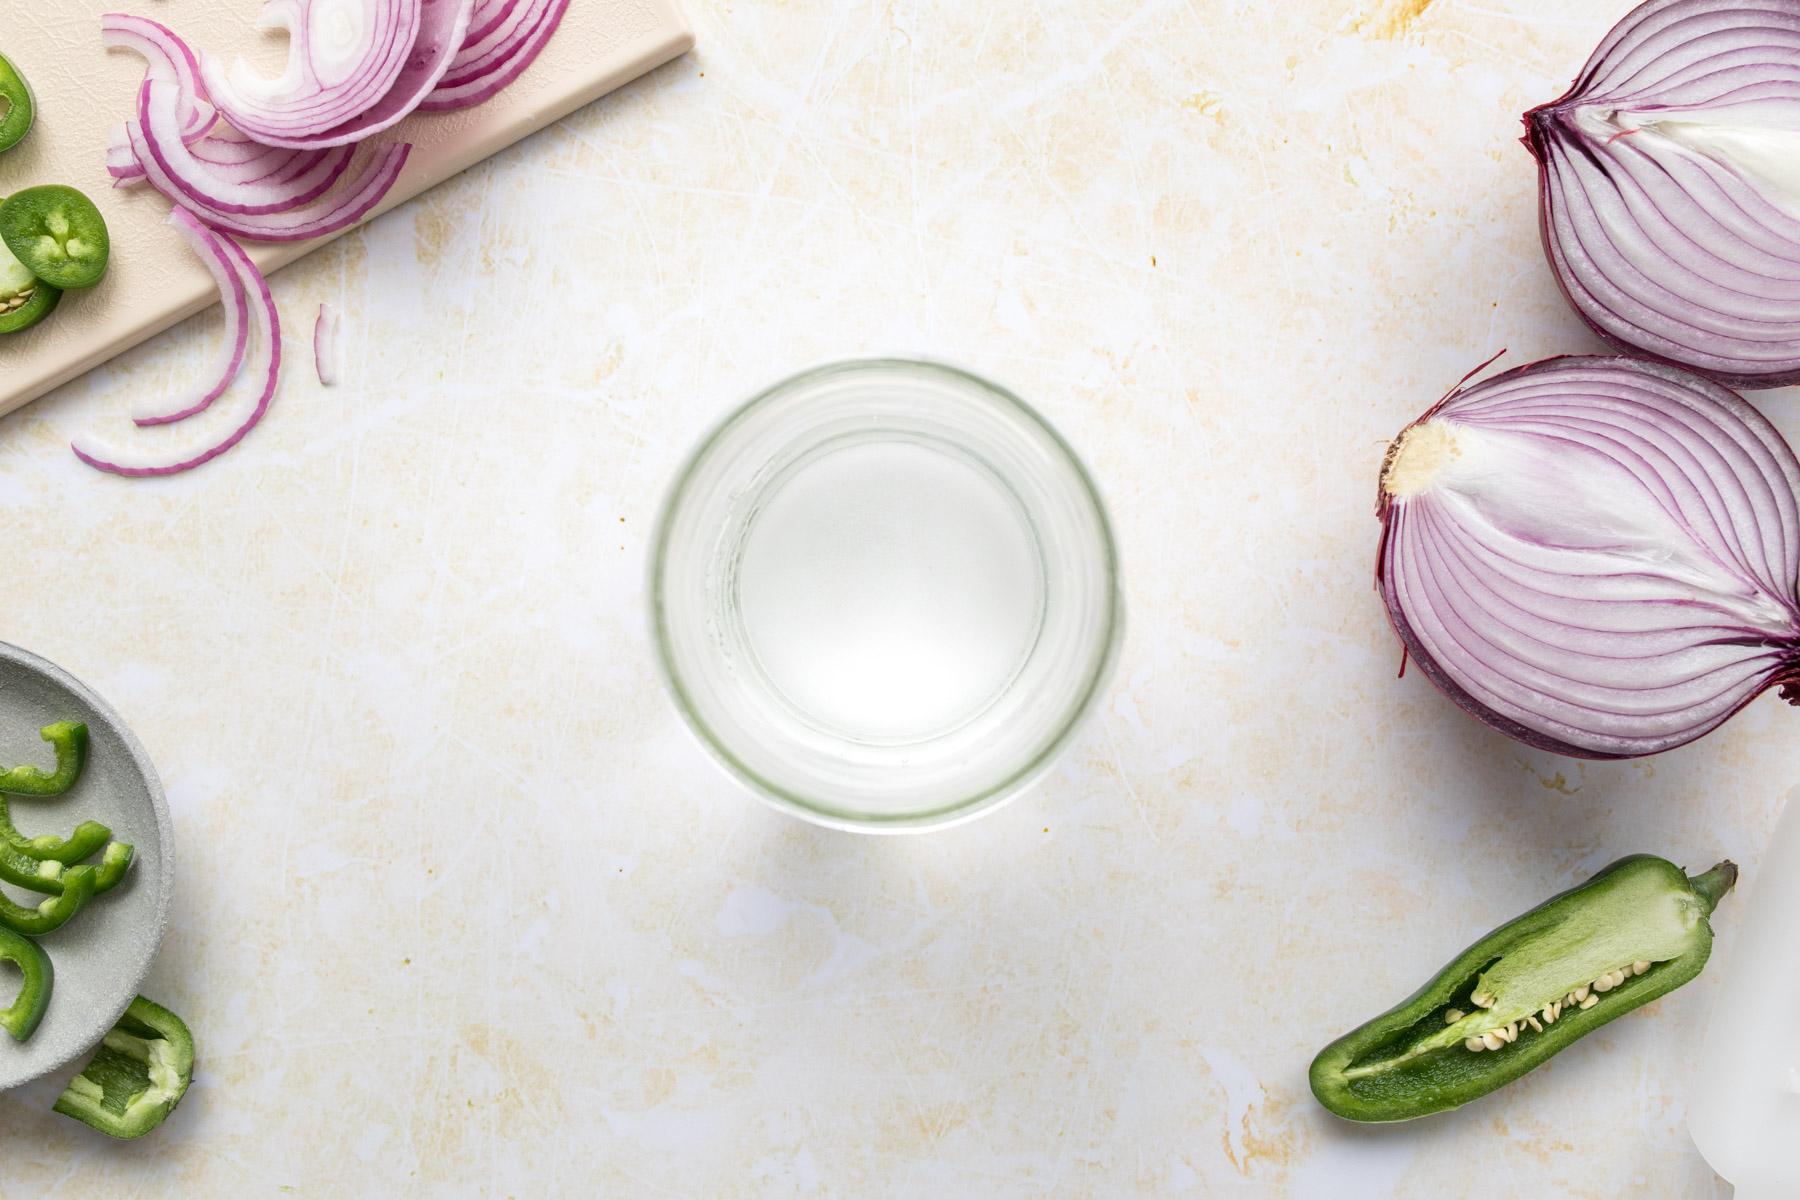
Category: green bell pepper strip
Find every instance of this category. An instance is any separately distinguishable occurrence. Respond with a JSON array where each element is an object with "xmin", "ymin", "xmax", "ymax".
[
  {"xmin": 0, "ymin": 925, "xmax": 50, "ymax": 1041},
  {"xmin": 0, "ymin": 52, "xmax": 33, "ymax": 155},
  {"xmin": 0, "ymin": 795, "xmax": 111, "ymax": 864},
  {"xmin": 1310, "ymin": 855, "xmax": 1737, "ymax": 1122},
  {"xmin": 92, "ymin": 841, "xmax": 133, "ymax": 893},
  {"xmin": 0, "ymin": 864, "xmax": 95, "ymax": 936},
  {"xmin": 0, "ymin": 840, "xmax": 63, "ymax": 893},
  {"xmin": 54, "ymin": 995, "xmax": 194, "ymax": 1138},
  {"xmin": 0, "ymin": 722, "xmax": 88, "ymax": 795}
]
